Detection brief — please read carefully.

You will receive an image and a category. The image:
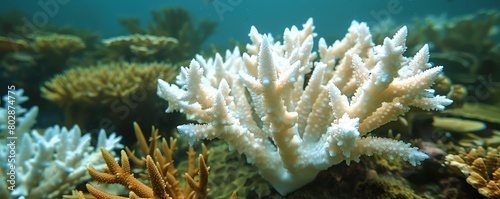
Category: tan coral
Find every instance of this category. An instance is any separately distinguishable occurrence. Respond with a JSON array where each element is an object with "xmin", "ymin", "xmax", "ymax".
[
  {"xmin": 41, "ymin": 62, "xmax": 178, "ymax": 106},
  {"xmin": 41, "ymin": 62, "xmax": 178, "ymax": 126},
  {"xmin": 445, "ymin": 146, "xmax": 500, "ymax": 198},
  {"xmin": 31, "ymin": 33, "xmax": 85, "ymax": 55},
  {"xmin": 104, "ymin": 34, "xmax": 178, "ymax": 61},
  {"xmin": 117, "ymin": 7, "xmax": 218, "ymax": 63},
  {"xmin": 31, "ymin": 33, "xmax": 86, "ymax": 69}
]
